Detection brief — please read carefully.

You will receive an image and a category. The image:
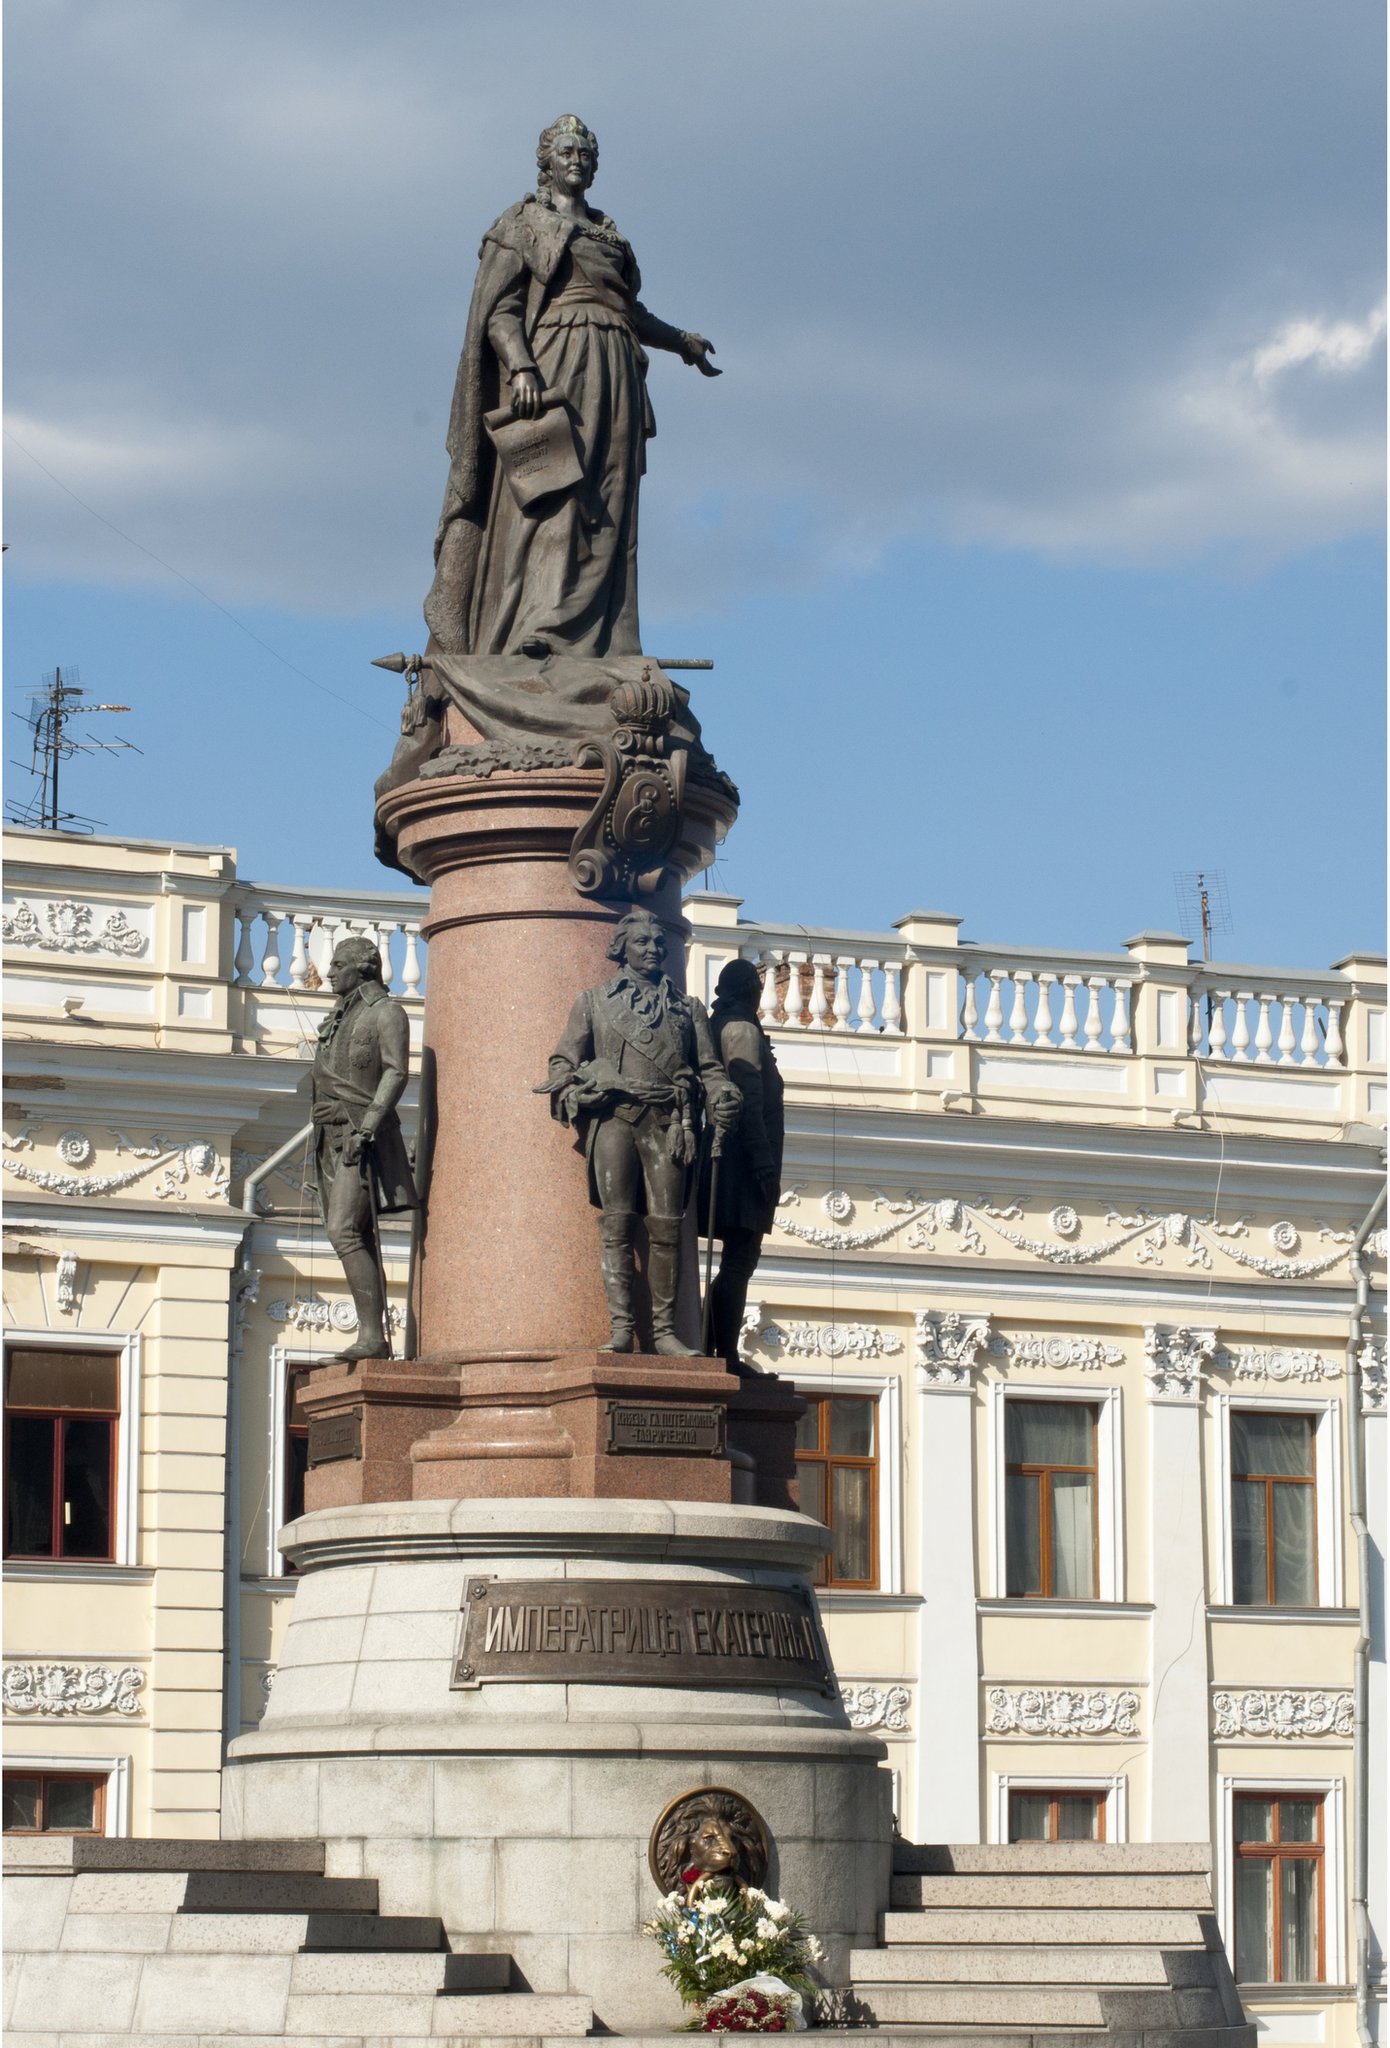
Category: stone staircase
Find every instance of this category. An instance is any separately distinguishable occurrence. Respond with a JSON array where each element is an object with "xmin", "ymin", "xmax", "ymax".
[
  {"xmin": 845, "ymin": 1839, "xmax": 1253, "ymax": 2043},
  {"xmin": 3, "ymin": 1836, "xmax": 593, "ymax": 2045}
]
